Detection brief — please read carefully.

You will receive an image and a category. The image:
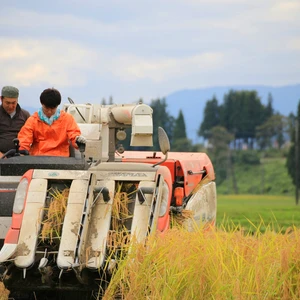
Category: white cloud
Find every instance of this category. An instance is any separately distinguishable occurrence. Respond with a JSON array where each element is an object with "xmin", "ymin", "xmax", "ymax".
[
  {"xmin": 287, "ymin": 38, "xmax": 300, "ymax": 51},
  {"xmin": 0, "ymin": 8, "xmax": 122, "ymax": 39},
  {"xmin": 0, "ymin": 35, "xmax": 226, "ymax": 87},
  {"xmin": 0, "ymin": 38, "xmax": 99, "ymax": 87},
  {"xmin": 107, "ymin": 52, "xmax": 225, "ymax": 82},
  {"xmin": 269, "ymin": 0, "xmax": 300, "ymax": 22},
  {"xmin": 0, "ymin": 1, "xmax": 299, "ymax": 101}
]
